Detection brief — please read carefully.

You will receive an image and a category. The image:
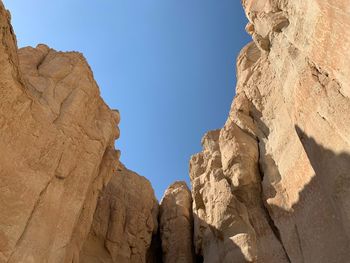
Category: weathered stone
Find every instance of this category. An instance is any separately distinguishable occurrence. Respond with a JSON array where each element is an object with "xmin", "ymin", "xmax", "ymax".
[
  {"xmin": 240, "ymin": 0, "xmax": 350, "ymax": 262},
  {"xmin": 80, "ymin": 163, "xmax": 159, "ymax": 263},
  {"xmin": 1, "ymin": 0, "xmax": 350, "ymax": 262},
  {"xmin": 190, "ymin": 0, "xmax": 350, "ymax": 262},
  {"xmin": 0, "ymin": 2, "xmax": 119, "ymax": 262},
  {"xmin": 159, "ymin": 182, "xmax": 194, "ymax": 263},
  {"xmin": 190, "ymin": 131, "xmax": 258, "ymax": 263}
]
